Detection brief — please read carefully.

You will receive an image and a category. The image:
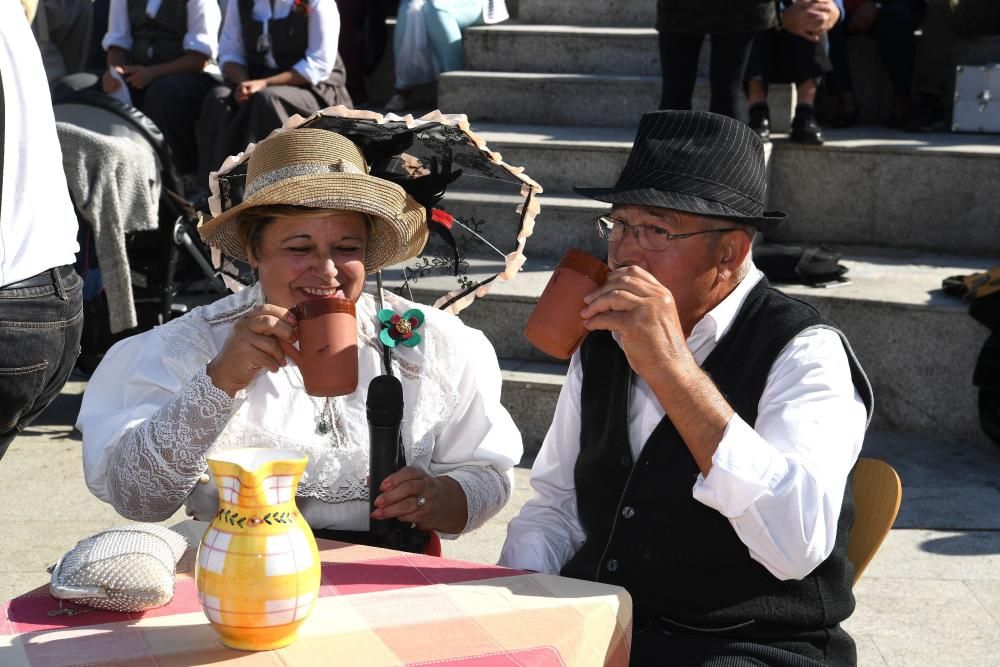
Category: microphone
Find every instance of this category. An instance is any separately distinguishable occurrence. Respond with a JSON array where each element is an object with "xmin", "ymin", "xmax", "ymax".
[{"xmin": 367, "ymin": 374, "xmax": 403, "ymax": 537}]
